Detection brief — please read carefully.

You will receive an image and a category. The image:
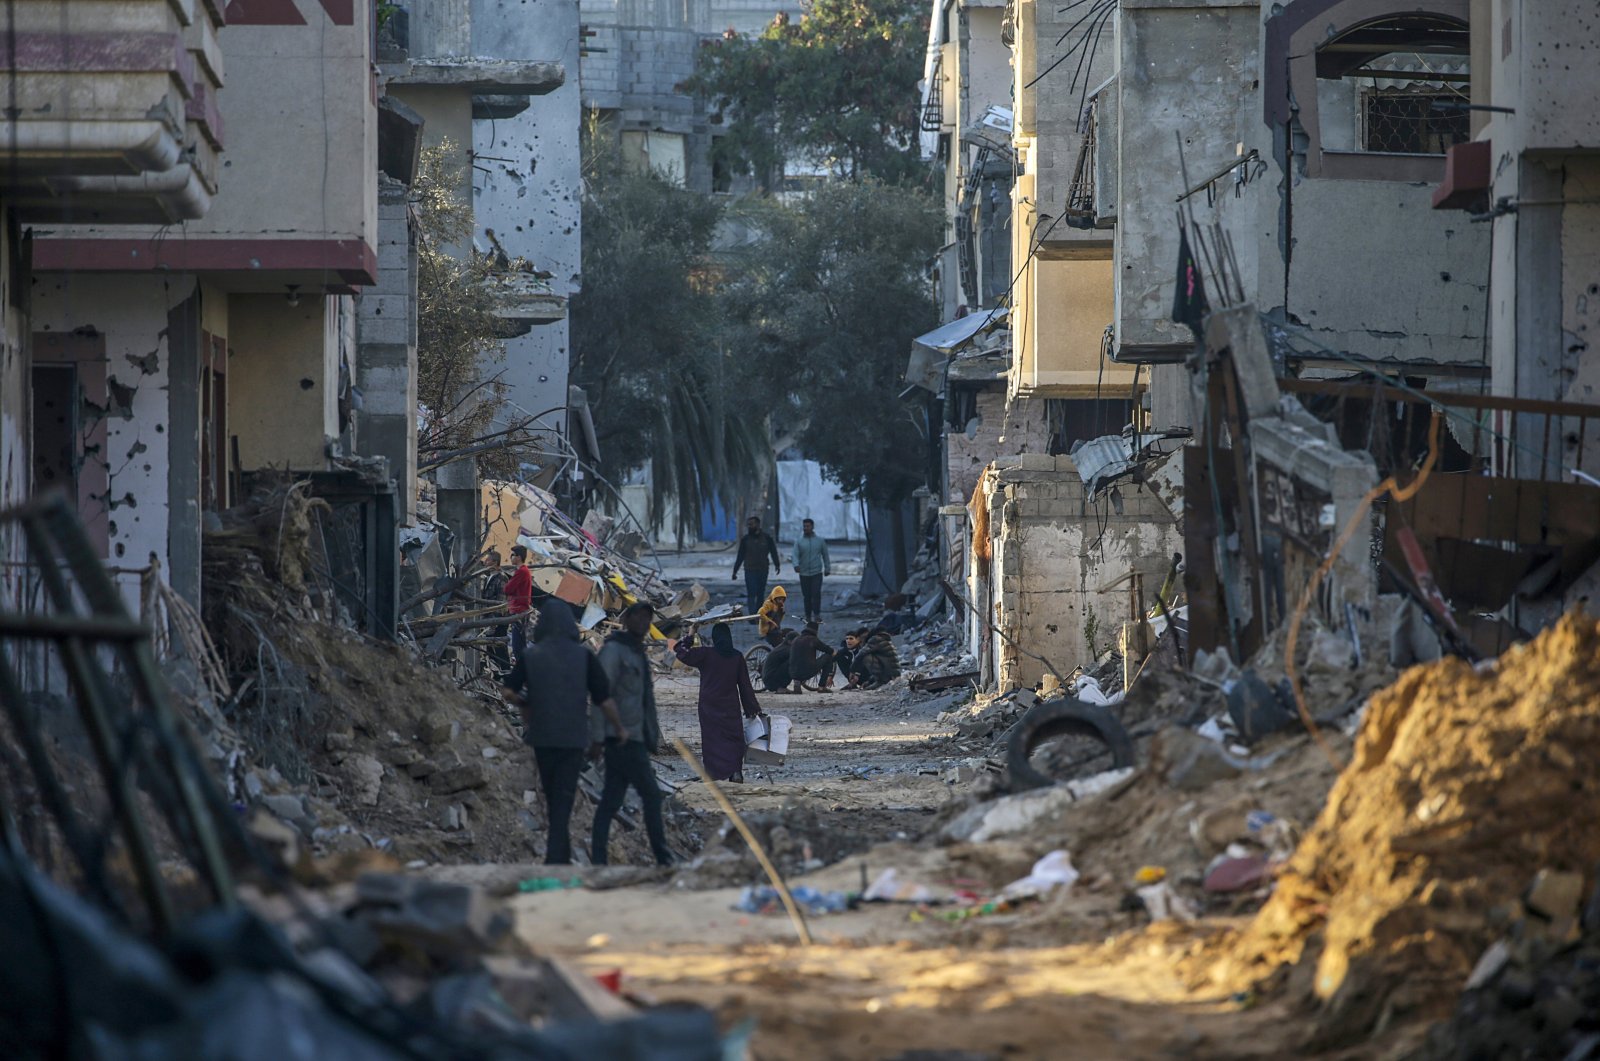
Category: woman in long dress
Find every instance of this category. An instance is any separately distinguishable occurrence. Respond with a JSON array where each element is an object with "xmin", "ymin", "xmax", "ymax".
[{"xmin": 674, "ymin": 623, "xmax": 762, "ymax": 782}]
